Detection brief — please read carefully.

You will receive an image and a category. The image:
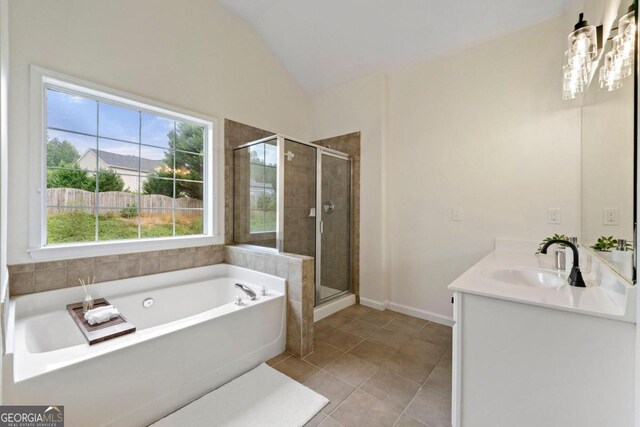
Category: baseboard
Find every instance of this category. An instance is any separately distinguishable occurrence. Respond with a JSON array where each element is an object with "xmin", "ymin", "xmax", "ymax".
[
  {"xmin": 359, "ymin": 297, "xmax": 388, "ymax": 311},
  {"xmin": 359, "ymin": 297, "xmax": 454, "ymax": 326},
  {"xmin": 314, "ymin": 294, "xmax": 356, "ymax": 322},
  {"xmin": 388, "ymin": 302, "xmax": 454, "ymax": 326}
]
